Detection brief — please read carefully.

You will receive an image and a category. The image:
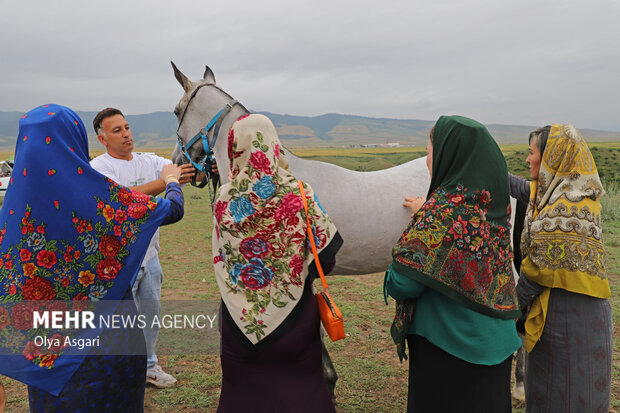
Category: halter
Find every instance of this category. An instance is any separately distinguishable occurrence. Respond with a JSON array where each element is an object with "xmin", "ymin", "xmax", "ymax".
[{"xmin": 175, "ymin": 83, "xmax": 238, "ymax": 188}]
